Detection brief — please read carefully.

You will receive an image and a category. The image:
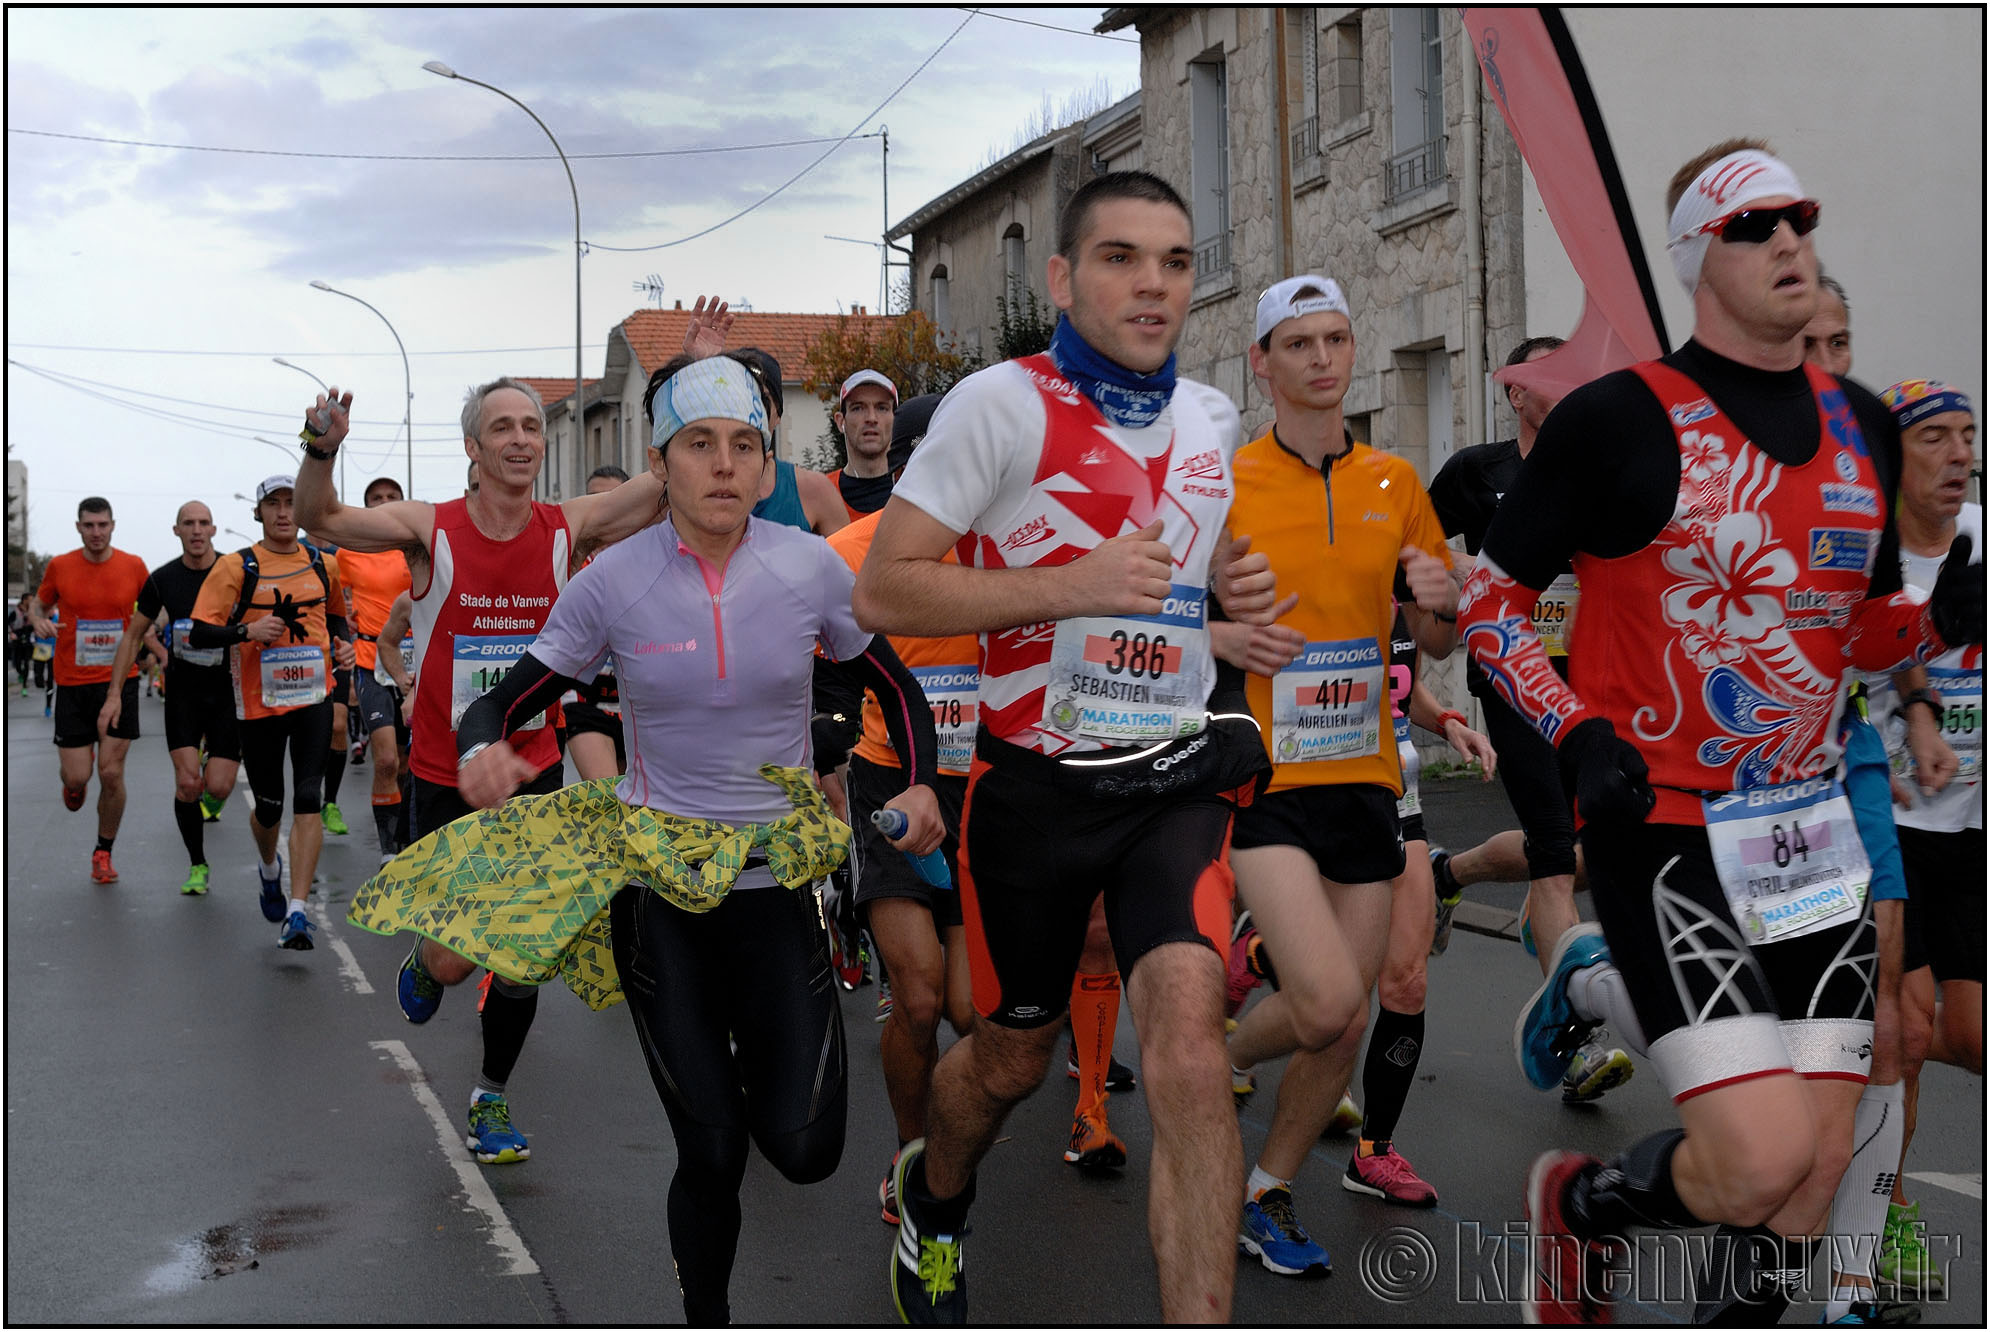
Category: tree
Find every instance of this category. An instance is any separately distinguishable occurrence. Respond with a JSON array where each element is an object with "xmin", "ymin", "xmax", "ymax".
[
  {"xmin": 800, "ymin": 310, "xmax": 981, "ymax": 470},
  {"xmin": 992, "ymin": 287, "xmax": 1058, "ymax": 362}
]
